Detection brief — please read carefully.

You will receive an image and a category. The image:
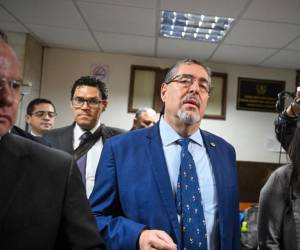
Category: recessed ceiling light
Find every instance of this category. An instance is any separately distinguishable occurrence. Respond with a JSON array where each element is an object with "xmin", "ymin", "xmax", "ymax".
[{"xmin": 160, "ymin": 10, "xmax": 235, "ymax": 43}]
